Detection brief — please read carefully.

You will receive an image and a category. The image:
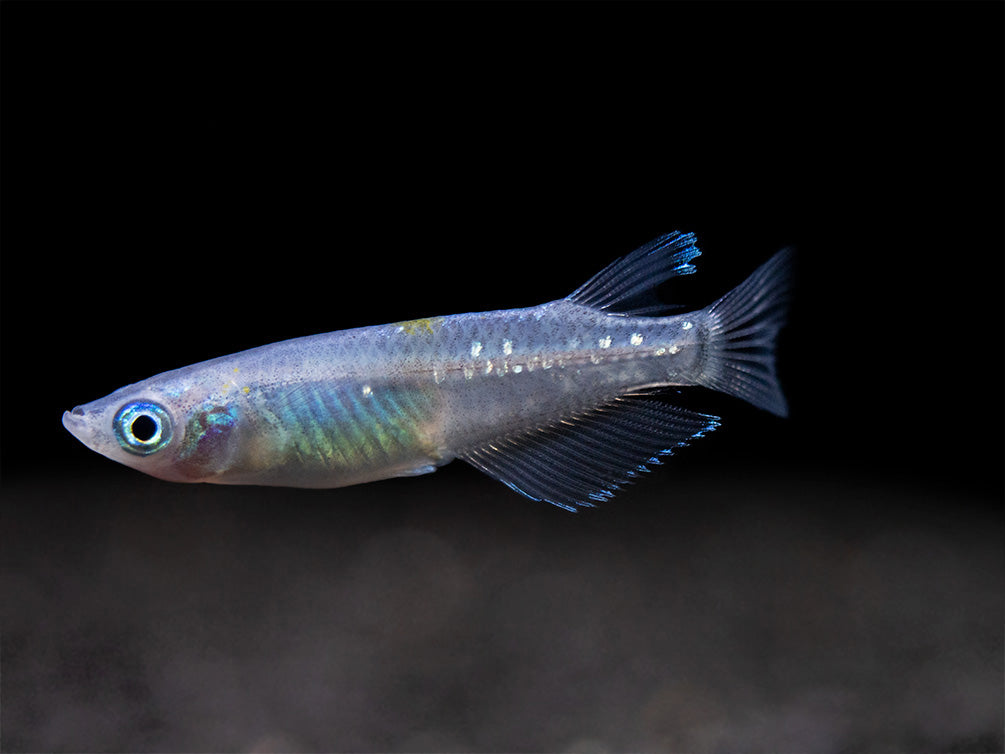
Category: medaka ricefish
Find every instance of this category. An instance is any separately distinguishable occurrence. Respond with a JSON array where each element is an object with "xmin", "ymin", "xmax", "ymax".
[{"xmin": 63, "ymin": 232, "xmax": 791, "ymax": 510}]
